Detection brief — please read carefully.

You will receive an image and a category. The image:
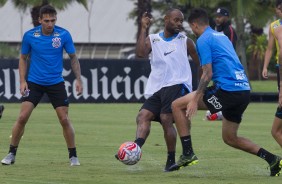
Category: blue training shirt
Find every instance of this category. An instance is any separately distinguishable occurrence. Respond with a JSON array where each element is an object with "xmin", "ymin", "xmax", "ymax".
[
  {"xmin": 21, "ymin": 25, "xmax": 76, "ymax": 85},
  {"xmin": 196, "ymin": 27, "xmax": 250, "ymax": 91}
]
